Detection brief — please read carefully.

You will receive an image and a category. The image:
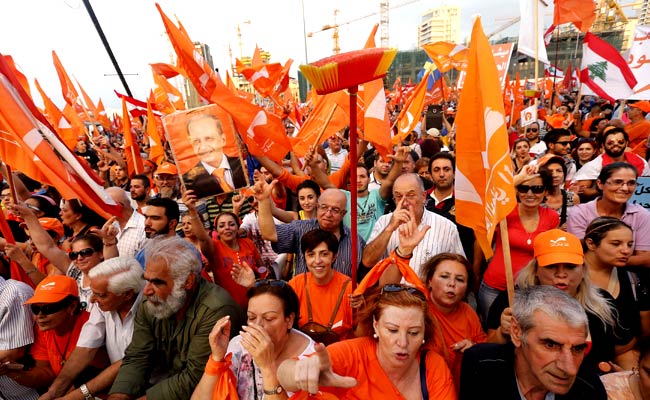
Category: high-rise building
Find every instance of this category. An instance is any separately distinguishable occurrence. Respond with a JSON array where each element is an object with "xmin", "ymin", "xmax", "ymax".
[
  {"xmin": 418, "ymin": 6, "xmax": 461, "ymax": 47},
  {"xmin": 641, "ymin": 0, "xmax": 650, "ymax": 25}
]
